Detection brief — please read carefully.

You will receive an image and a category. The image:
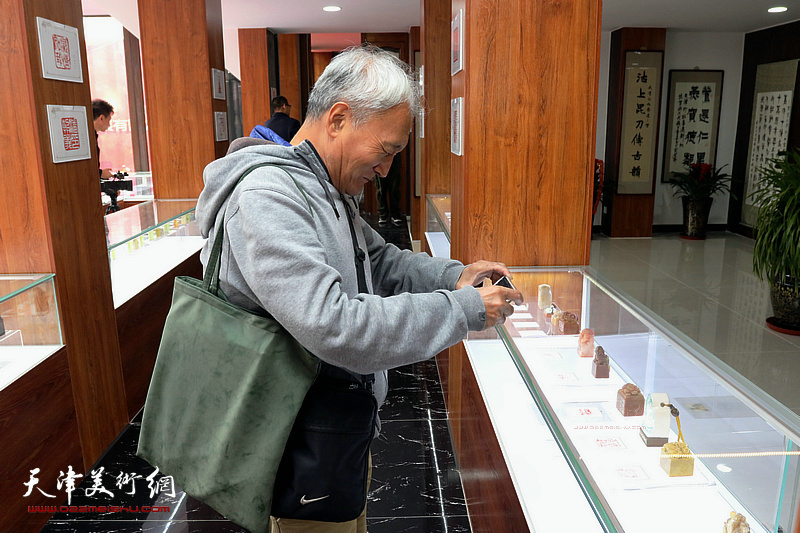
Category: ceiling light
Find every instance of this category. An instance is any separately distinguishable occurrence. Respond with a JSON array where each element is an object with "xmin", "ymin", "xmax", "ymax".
[
  {"xmin": 768, "ymin": 6, "xmax": 788, "ymax": 13},
  {"xmin": 323, "ymin": 5, "xmax": 341, "ymax": 12}
]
